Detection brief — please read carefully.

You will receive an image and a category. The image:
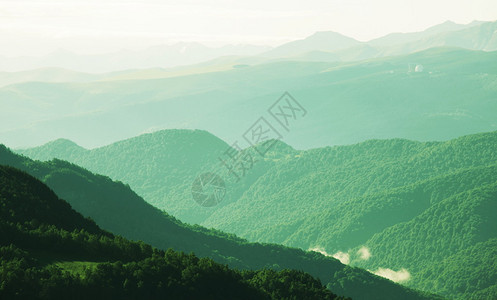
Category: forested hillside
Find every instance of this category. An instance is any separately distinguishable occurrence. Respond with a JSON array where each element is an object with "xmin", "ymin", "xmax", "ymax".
[
  {"xmin": 0, "ymin": 165, "xmax": 348, "ymax": 299},
  {"xmin": 3, "ymin": 2, "xmax": 496, "ymax": 298},
  {"xmin": 16, "ymin": 129, "xmax": 278, "ymax": 224},
  {"xmin": 352, "ymin": 182, "xmax": 497, "ymax": 299},
  {"xmin": 0, "ymin": 146, "xmax": 436, "ymax": 300},
  {"xmin": 18, "ymin": 130, "xmax": 497, "ymax": 299}
]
